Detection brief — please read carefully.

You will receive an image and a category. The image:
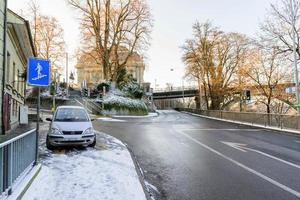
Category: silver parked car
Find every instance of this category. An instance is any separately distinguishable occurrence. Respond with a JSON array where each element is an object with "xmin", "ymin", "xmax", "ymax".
[{"xmin": 46, "ymin": 106, "xmax": 96, "ymax": 149}]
